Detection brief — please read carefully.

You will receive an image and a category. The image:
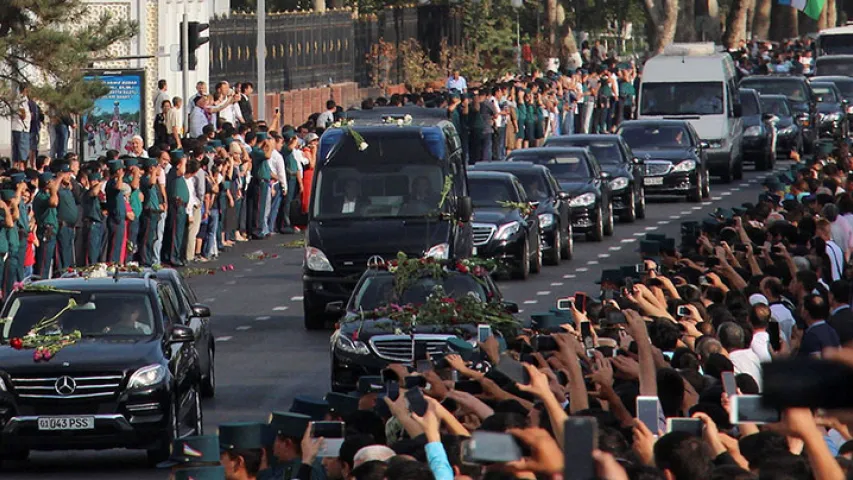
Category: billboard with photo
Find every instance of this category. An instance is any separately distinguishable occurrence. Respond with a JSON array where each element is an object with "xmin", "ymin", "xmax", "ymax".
[{"xmin": 80, "ymin": 69, "xmax": 146, "ymax": 161}]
